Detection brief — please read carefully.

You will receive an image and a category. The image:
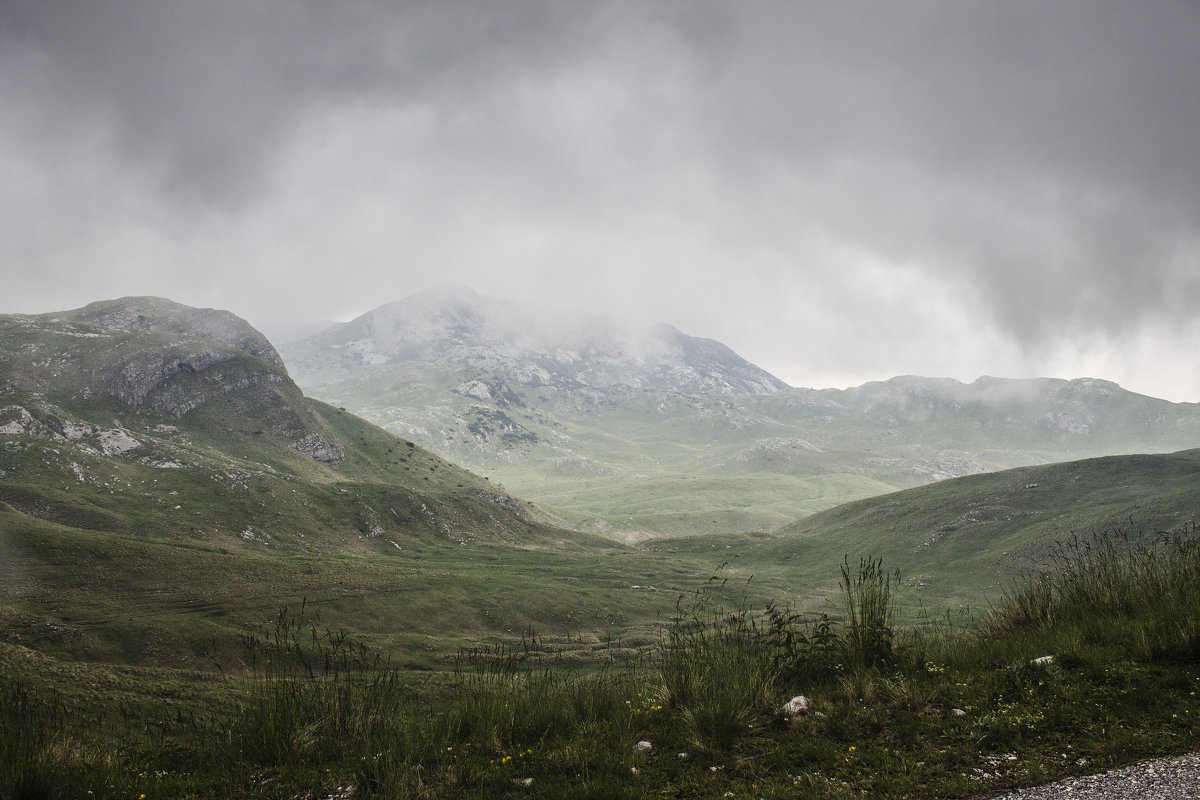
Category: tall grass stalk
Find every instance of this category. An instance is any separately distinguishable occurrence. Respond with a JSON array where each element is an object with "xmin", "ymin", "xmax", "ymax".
[
  {"xmin": 231, "ymin": 605, "xmax": 411, "ymax": 769},
  {"xmin": 840, "ymin": 556, "xmax": 898, "ymax": 668}
]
